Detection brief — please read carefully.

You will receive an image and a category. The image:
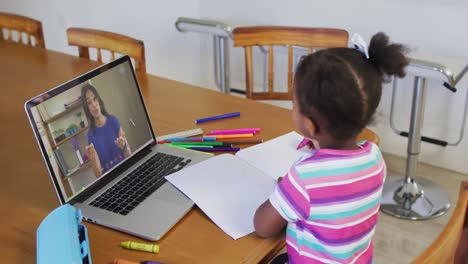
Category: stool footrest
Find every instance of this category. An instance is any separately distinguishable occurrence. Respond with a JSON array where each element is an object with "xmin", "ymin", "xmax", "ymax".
[
  {"xmin": 399, "ymin": 131, "xmax": 448, "ymax": 147},
  {"xmin": 381, "ymin": 176, "xmax": 451, "ymax": 220}
]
